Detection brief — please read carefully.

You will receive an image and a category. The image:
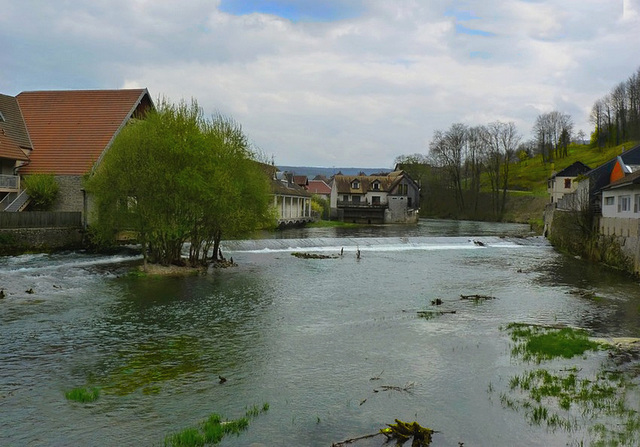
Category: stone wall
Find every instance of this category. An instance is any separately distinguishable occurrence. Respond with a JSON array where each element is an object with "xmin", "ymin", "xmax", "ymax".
[
  {"xmin": 52, "ymin": 175, "xmax": 85, "ymax": 214},
  {"xmin": 0, "ymin": 227, "xmax": 84, "ymax": 254},
  {"xmin": 599, "ymin": 217, "xmax": 640, "ymax": 273},
  {"xmin": 545, "ymin": 207, "xmax": 637, "ymax": 274}
]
